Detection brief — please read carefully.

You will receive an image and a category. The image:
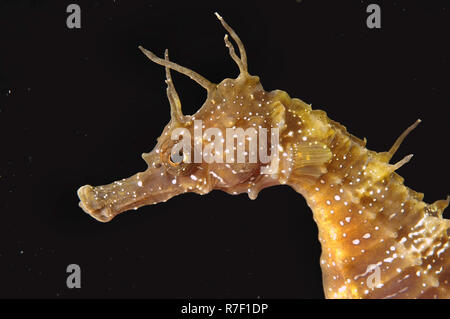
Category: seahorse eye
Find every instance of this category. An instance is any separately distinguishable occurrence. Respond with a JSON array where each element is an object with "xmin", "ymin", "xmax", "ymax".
[{"xmin": 168, "ymin": 149, "xmax": 183, "ymax": 166}]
